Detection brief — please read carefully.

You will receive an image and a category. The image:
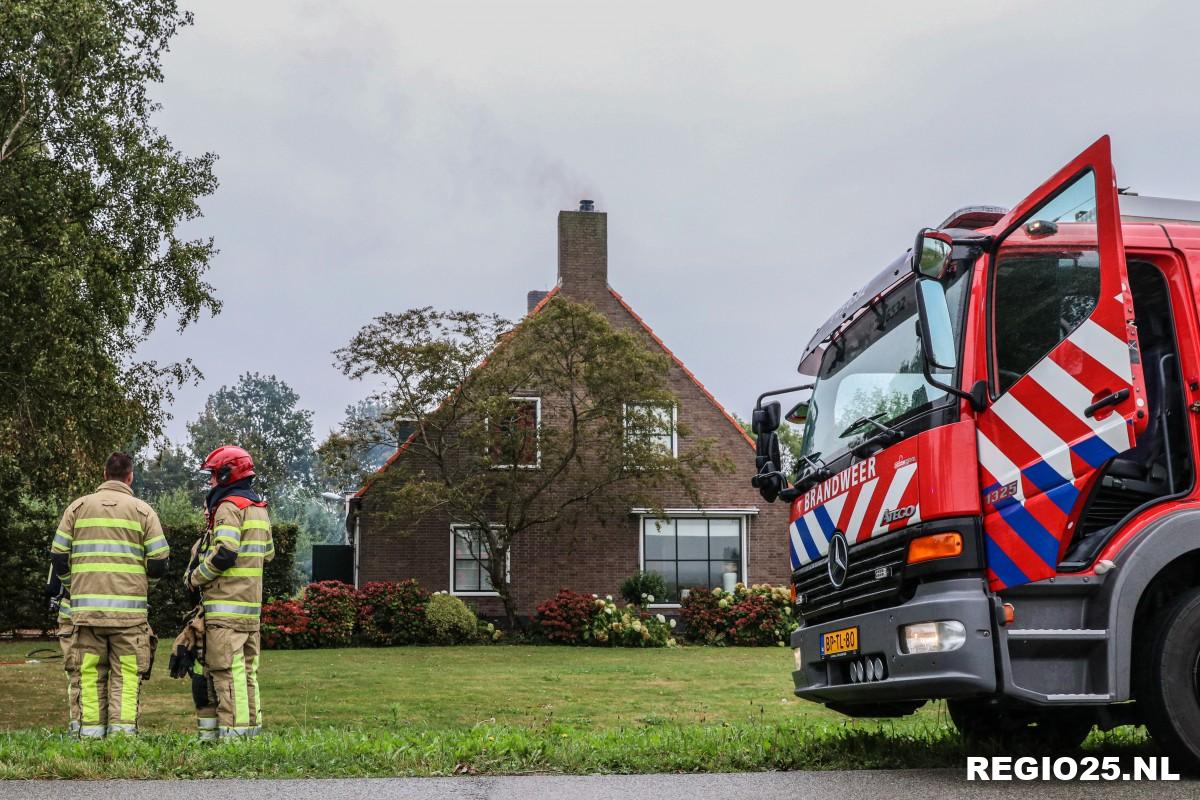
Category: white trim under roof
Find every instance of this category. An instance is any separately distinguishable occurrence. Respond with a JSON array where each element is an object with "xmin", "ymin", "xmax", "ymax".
[{"xmin": 630, "ymin": 507, "xmax": 759, "ymax": 516}]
